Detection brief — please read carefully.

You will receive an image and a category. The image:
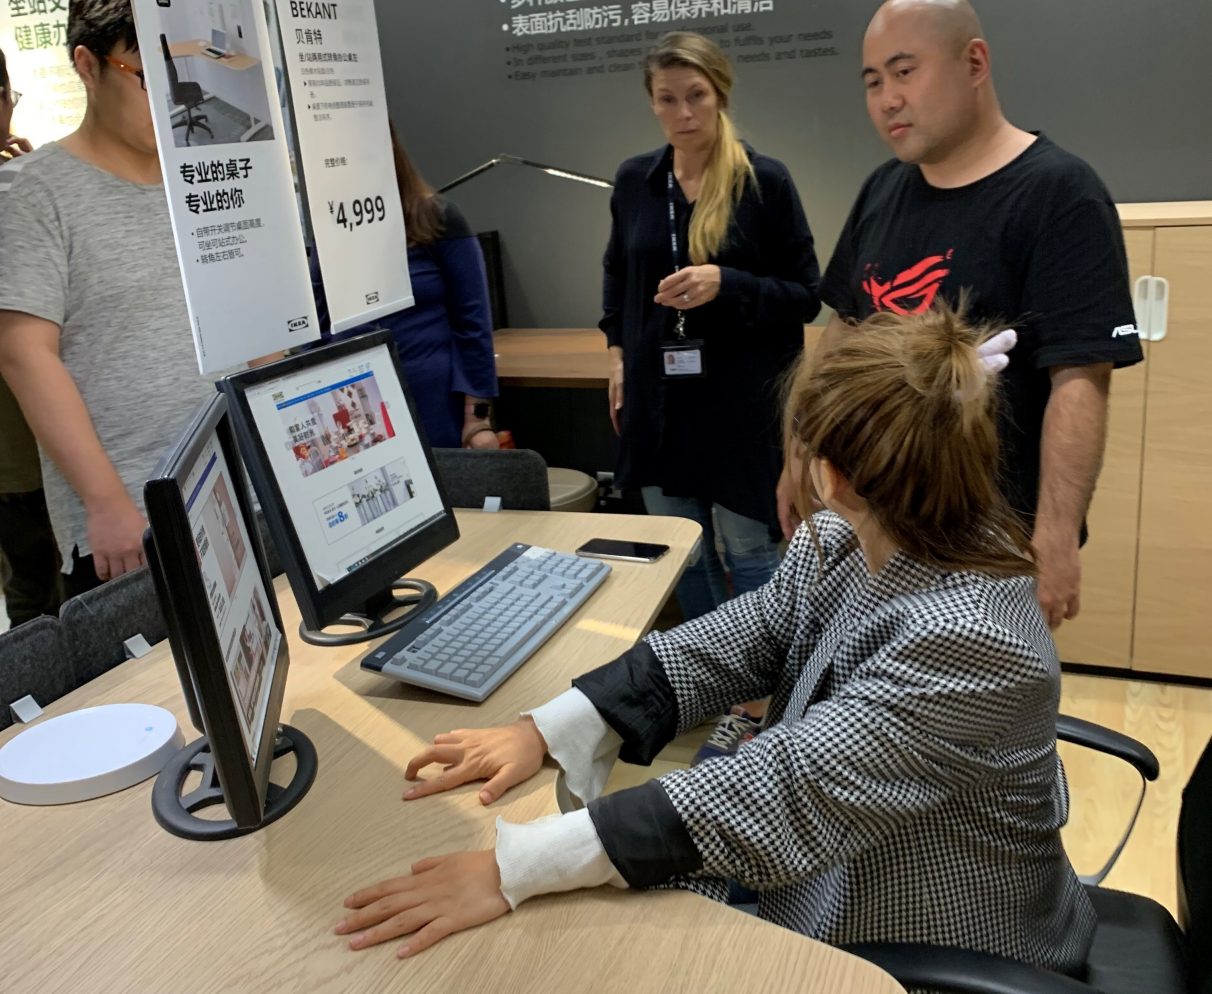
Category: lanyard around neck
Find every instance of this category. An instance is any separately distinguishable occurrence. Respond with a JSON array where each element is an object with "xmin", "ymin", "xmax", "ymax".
[
  {"xmin": 666, "ymin": 170, "xmax": 687, "ymax": 340},
  {"xmin": 666, "ymin": 170, "xmax": 684, "ymax": 270}
]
